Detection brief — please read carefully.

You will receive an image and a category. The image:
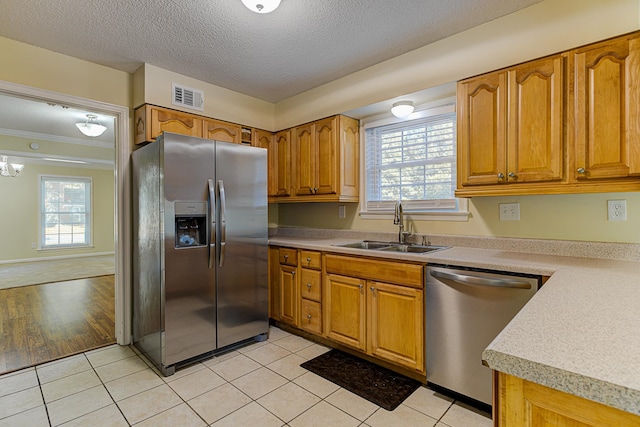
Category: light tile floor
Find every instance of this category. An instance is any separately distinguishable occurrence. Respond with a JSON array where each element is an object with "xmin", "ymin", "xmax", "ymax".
[{"xmin": 0, "ymin": 327, "xmax": 492, "ymax": 426}]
